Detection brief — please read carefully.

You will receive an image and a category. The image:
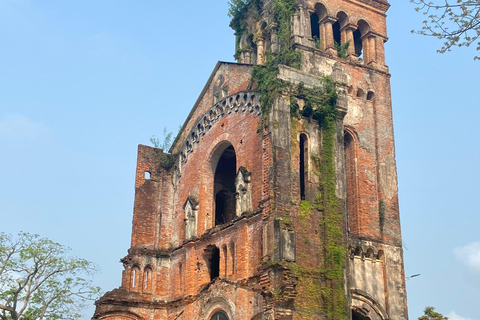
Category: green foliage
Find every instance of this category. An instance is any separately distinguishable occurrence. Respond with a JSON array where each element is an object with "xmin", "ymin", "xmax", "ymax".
[
  {"xmin": 299, "ymin": 200, "xmax": 312, "ymax": 219},
  {"xmin": 313, "ymin": 35, "xmax": 321, "ymax": 49},
  {"xmin": 252, "ymin": 50, "xmax": 302, "ymax": 116},
  {"xmin": 335, "ymin": 41, "xmax": 350, "ymax": 59},
  {"xmin": 418, "ymin": 306, "xmax": 449, "ymax": 320},
  {"xmin": 149, "ymin": 128, "xmax": 175, "ymax": 170},
  {"xmin": 150, "ymin": 127, "xmax": 173, "ymax": 151},
  {"xmin": 0, "ymin": 232, "xmax": 100, "ymax": 320},
  {"xmin": 318, "ymin": 115, "xmax": 348, "ymax": 320},
  {"xmin": 411, "ymin": 0, "xmax": 480, "ymax": 60}
]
